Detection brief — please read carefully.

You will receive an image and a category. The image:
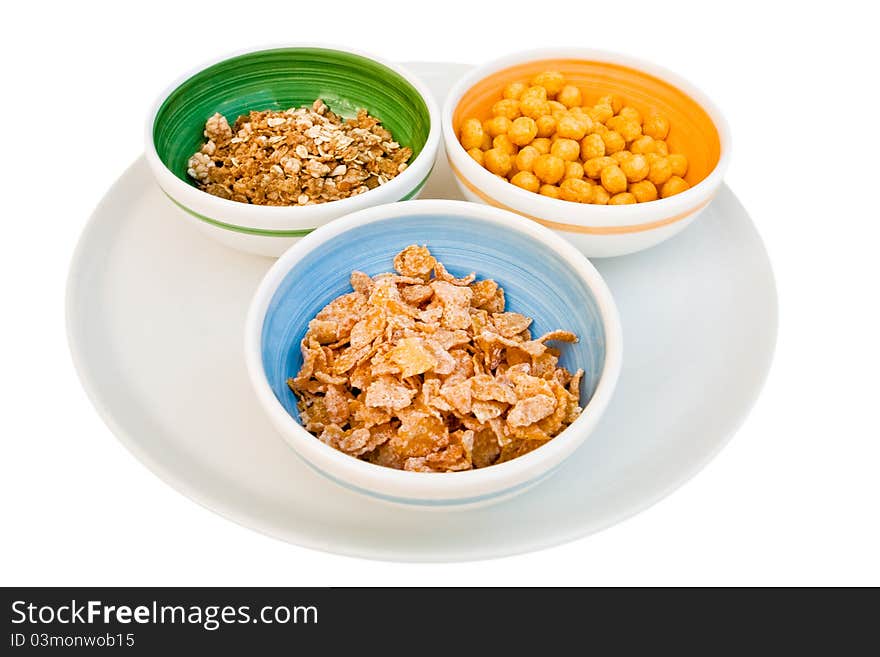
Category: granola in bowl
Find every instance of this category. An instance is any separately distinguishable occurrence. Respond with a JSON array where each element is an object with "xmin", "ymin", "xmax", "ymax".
[{"xmin": 187, "ymin": 99, "xmax": 413, "ymax": 206}]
